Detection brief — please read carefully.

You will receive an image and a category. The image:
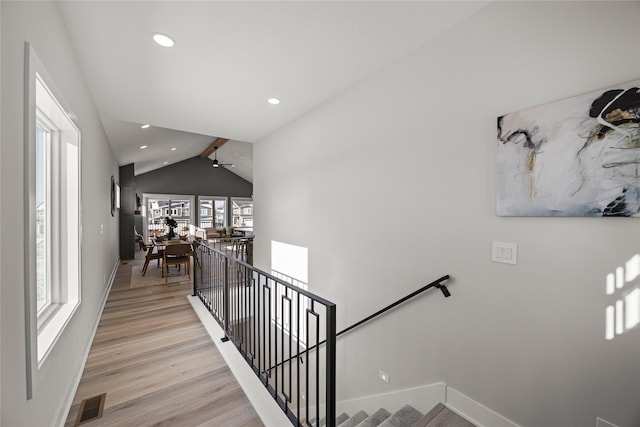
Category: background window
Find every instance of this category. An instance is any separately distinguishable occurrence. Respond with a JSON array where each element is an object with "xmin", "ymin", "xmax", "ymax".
[
  {"xmin": 231, "ymin": 197, "xmax": 253, "ymax": 232},
  {"xmin": 198, "ymin": 196, "xmax": 227, "ymax": 229},
  {"xmin": 144, "ymin": 195, "xmax": 195, "ymax": 238}
]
